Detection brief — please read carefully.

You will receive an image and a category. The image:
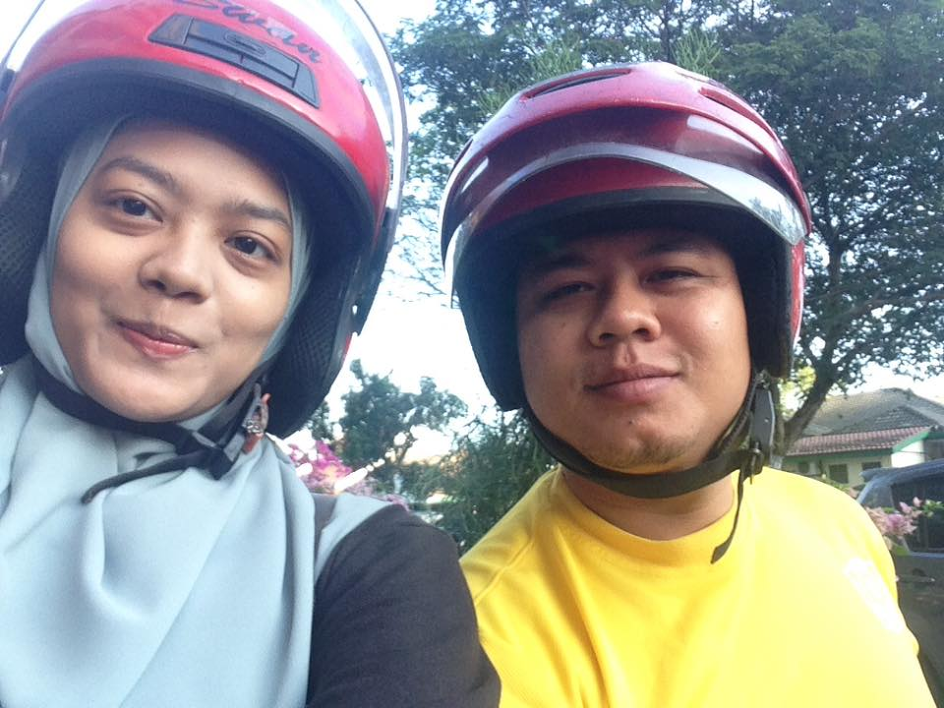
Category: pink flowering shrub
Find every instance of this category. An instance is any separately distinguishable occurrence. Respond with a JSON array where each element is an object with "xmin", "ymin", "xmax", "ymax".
[
  {"xmin": 290, "ymin": 440, "xmax": 374, "ymax": 495},
  {"xmin": 864, "ymin": 499, "xmax": 924, "ymax": 550},
  {"xmin": 288, "ymin": 440, "xmax": 410, "ymax": 509},
  {"xmin": 858, "ymin": 497, "xmax": 944, "ymax": 552}
]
